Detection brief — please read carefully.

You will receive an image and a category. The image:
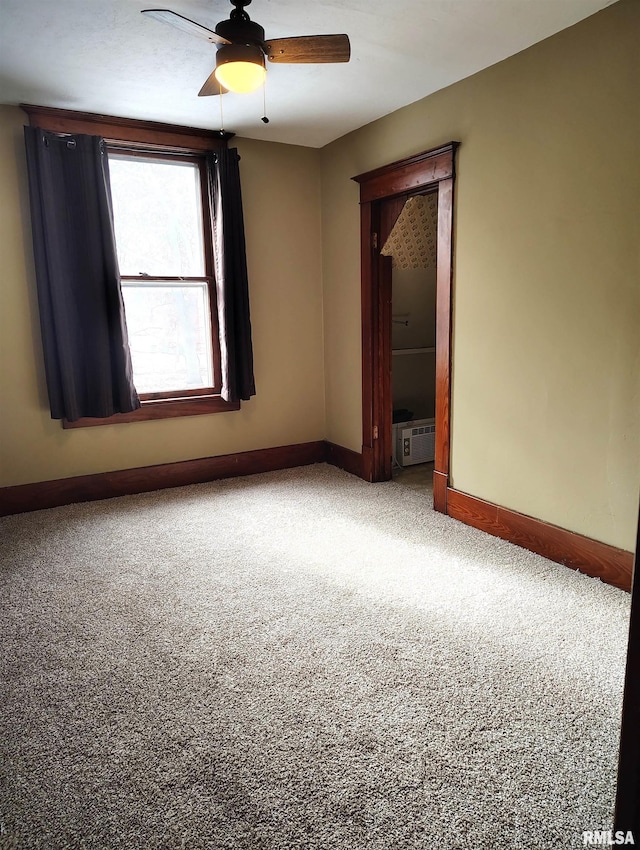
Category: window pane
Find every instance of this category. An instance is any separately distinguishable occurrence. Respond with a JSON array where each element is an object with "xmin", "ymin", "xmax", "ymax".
[
  {"xmin": 109, "ymin": 156, "xmax": 205, "ymax": 277},
  {"xmin": 121, "ymin": 282, "xmax": 213, "ymax": 394}
]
